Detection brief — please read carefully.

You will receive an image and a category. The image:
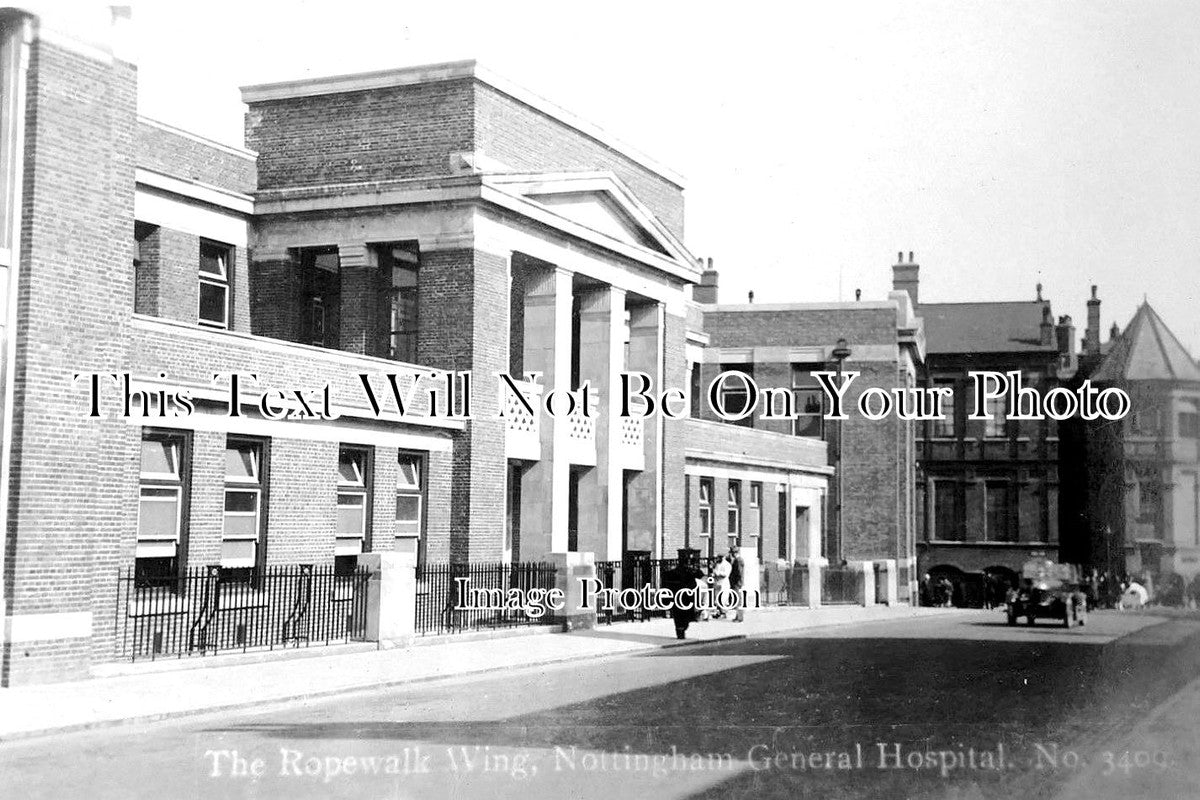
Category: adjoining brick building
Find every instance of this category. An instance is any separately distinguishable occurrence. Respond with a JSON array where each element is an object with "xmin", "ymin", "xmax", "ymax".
[
  {"xmin": 685, "ymin": 264, "xmax": 924, "ymax": 604},
  {"xmin": 897, "ymin": 254, "xmax": 1077, "ymax": 599},
  {"xmin": 1075, "ymin": 301, "xmax": 1200, "ymax": 585}
]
